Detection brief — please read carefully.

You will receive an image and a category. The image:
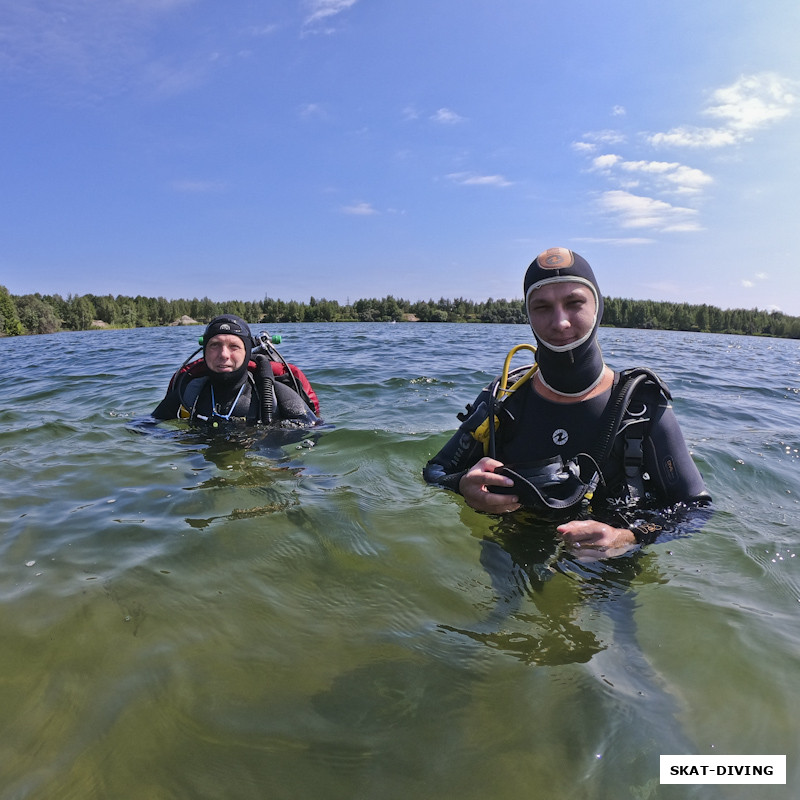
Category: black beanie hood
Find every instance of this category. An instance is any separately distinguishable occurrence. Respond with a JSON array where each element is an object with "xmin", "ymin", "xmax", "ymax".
[
  {"xmin": 202, "ymin": 314, "xmax": 253, "ymax": 388},
  {"xmin": 523, "ymin": 247, "xmax": 605, "ymax": 396}
]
